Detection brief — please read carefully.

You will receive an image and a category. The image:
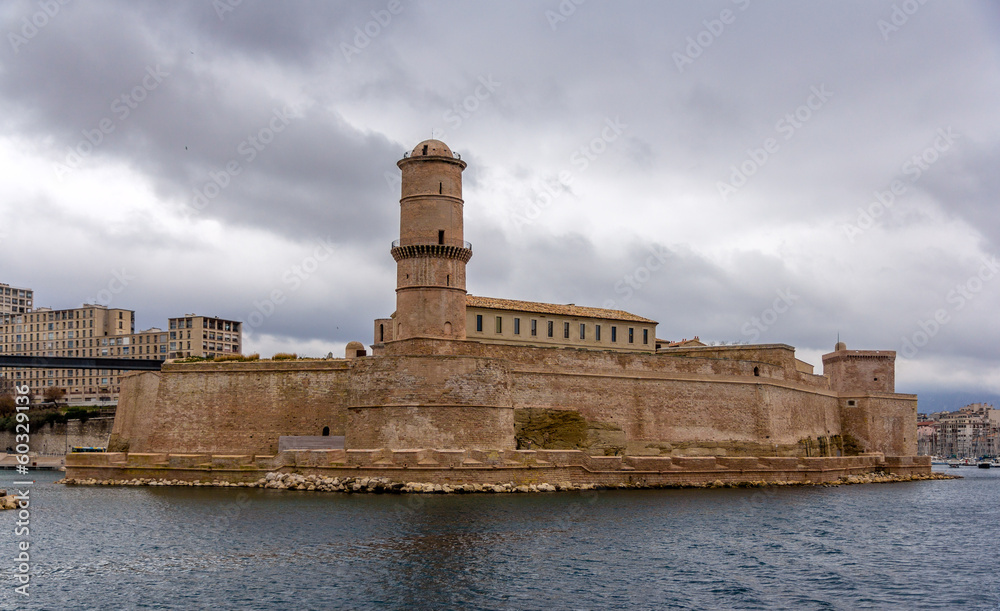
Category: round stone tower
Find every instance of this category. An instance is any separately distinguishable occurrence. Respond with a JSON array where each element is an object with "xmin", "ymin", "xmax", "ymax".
[{"xmin": 391, "ymin": 139, "xmax": 472, "ymax": 341}]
